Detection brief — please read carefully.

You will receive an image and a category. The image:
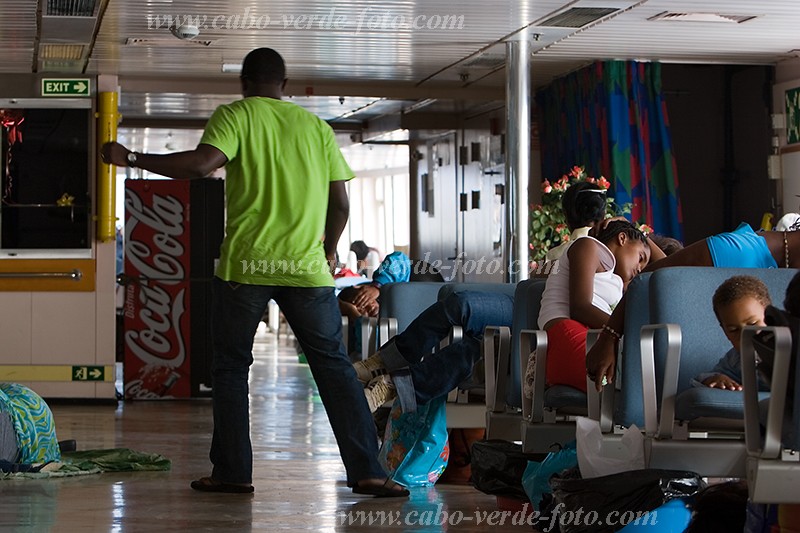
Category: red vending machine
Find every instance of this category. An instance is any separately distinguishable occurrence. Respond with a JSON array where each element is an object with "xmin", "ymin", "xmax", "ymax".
[{"xmin": 123, "ymin": 178, "xmax": 224, "ymax": 399}]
